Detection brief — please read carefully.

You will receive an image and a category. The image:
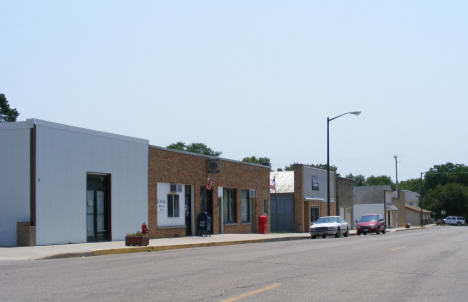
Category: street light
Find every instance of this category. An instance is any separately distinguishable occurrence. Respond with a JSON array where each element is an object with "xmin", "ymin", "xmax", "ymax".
[{"xmin": 327, "ymin": 111, "xmax": 361, "ymax": 216}]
